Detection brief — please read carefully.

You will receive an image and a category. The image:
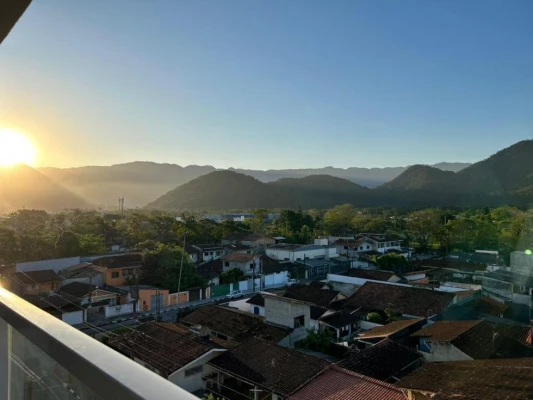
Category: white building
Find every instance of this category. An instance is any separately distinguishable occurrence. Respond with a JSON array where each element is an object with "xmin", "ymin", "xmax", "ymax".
[{"xmin": 266, "ymin": 244, "xmax": 338, "ymax": 262}]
